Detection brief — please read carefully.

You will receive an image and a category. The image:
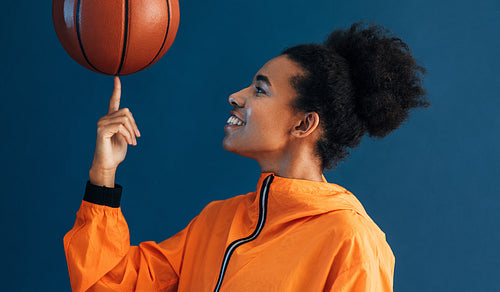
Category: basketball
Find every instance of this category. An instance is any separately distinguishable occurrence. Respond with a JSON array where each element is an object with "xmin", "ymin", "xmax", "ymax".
[{"xmin": 52, "ymin": 0, "xmax": 180, "ymax": 76}]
